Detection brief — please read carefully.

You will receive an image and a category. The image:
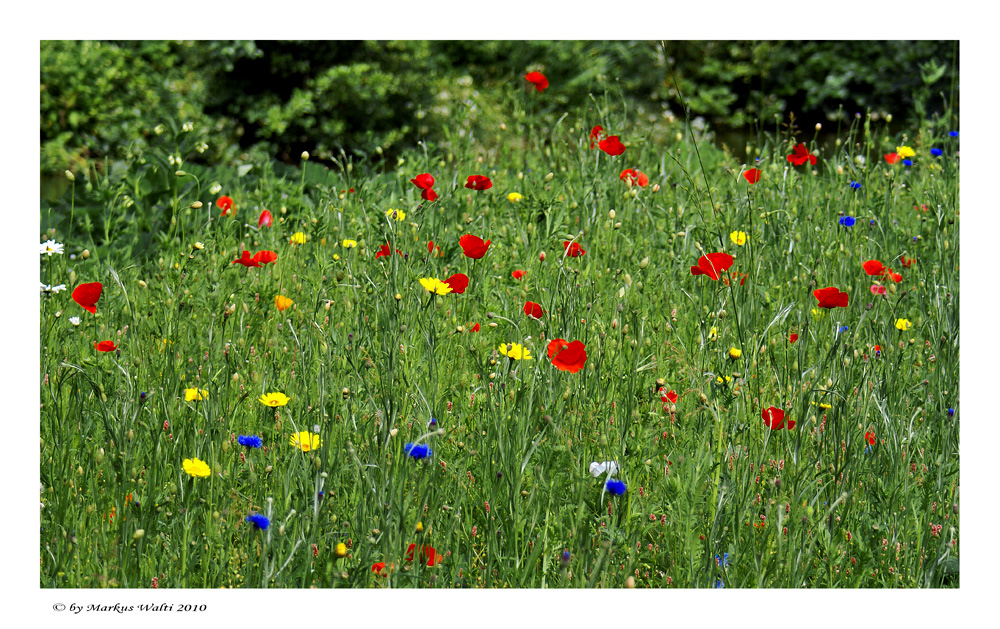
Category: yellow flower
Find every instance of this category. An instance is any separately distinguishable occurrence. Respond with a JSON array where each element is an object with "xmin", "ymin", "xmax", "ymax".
[
  {"xmin": 729, "ymin": 347, "xmax": 742, "ymax": 360},
  {"xmin": 895, "ymin": 318, "xmax": 912, "ymax": 331},
  {"xmin": 386, "ymin": 208, "xmax": 406, "ymax": 221},
  {"xmin": 729, "ymin": 230, "xmax": 748, "ymax": 246},
  {"xmin": 184, "ymin": 388, "xmax": 208, "ymax": 402},
  {"xmin": 716, "ymin": 375, "xmax": 733, "ymax": 385},
  {"xmin": 811, "ymin": 401, "xmax": 833, "ymax": 410},
  {"xmin": 333, "ymin": 254, "xmax": 340, "ymax": 261},
  {"xmin": 507, "ymin": 192, "xmax": 523, "ymax": 203},
  {"xmin": 335, "ymin": 542, "xmax": 348, "ymax": 557},
  {"xmin": 708, "ymin": 326, "xmax": 718, "ymax": 342},
  {"xmin": 419, "ymin": 277, "xmax": 453, "ymax": 295},
  {"xmin": 290, "ymin": 232, "xmax": 307, "ymax": 244},
  {"xmin": 259, "ymin": 392, "xmax": 290, "ymax": 407},
  {"xmin": 275, "ymin": 295, "xmax": 294, "ymax": 311},
  {"xmin": 499, "ymin": 342, "xmax": 532, "ymax": 360},
  {"xmin": 811, "ymin": 307, "xmax": 826, "ymax": 318},
  {"xmin": 896, "ymin": 146, "xmax": 915, "ymax": 158},
  {"xmin": 342, "ymin": 239, "xmax": 357, "ymax": 248},
  {"xmin": 182, "ymin": 457, "xmax": 211, "ymax": 478},
  {"xmin": 290, "ymin": 431, "xmax": 322, "ymax": 452},
  {"xmin": 193, "ymin": 242, "xmax": 205, "ymax": 250}
]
